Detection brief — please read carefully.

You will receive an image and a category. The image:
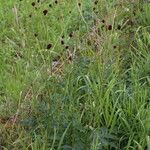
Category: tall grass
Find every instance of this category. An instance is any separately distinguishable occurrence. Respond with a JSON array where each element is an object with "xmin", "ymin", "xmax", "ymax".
[{"xmin": 0, "ymin": 0, "xmax": 150, "ymax": 149}]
